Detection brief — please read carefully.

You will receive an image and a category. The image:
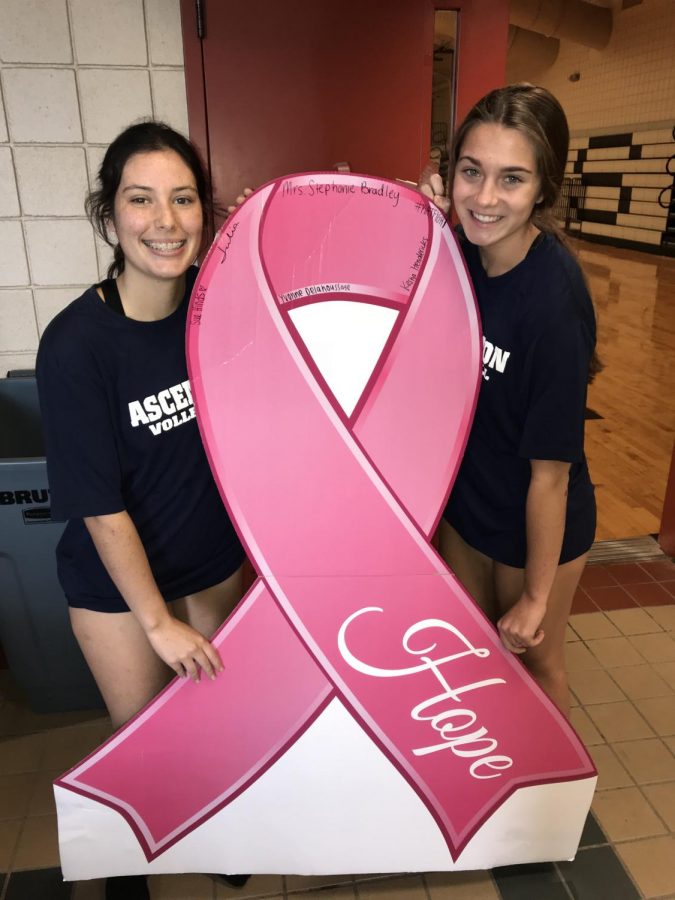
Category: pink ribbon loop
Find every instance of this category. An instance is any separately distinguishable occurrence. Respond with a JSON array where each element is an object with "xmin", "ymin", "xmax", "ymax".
[{"xmin": 56, "ymin": 174, "xmax": 595, "ymax": 862}]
